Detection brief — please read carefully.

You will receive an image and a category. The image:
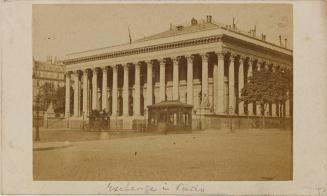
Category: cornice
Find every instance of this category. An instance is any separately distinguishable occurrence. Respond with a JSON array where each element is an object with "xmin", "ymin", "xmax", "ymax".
[
  {"xmin": 63, "ymin": 35, "xmax": 223, "ymax": 65},
  {"xmin": 33, "ymin": 77, "xmax": 65, "ymax": 82}
]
